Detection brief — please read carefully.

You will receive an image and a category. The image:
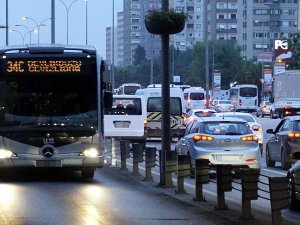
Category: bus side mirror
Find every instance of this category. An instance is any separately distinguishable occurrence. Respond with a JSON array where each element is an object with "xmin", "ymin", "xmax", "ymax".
[
  {"xmin": 102, "ymin": 81, "xmax": 113, "ymax": 109},
  {"xmin": 104, "ymin": 91, "xmax": 113, "ymax": 109}
]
